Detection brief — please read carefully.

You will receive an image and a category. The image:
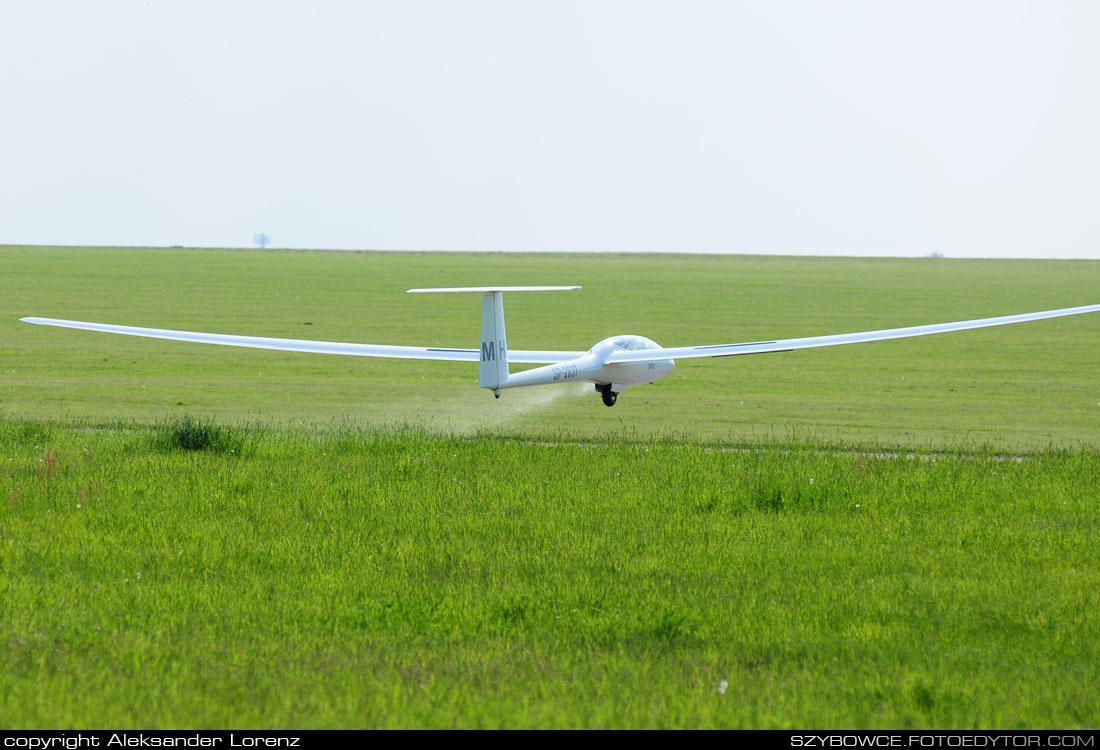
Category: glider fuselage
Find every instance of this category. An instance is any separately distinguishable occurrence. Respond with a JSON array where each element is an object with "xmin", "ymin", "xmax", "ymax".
[{"xmin": 501, "ymin": 335, "xmax": 675, "ymax": 394}]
